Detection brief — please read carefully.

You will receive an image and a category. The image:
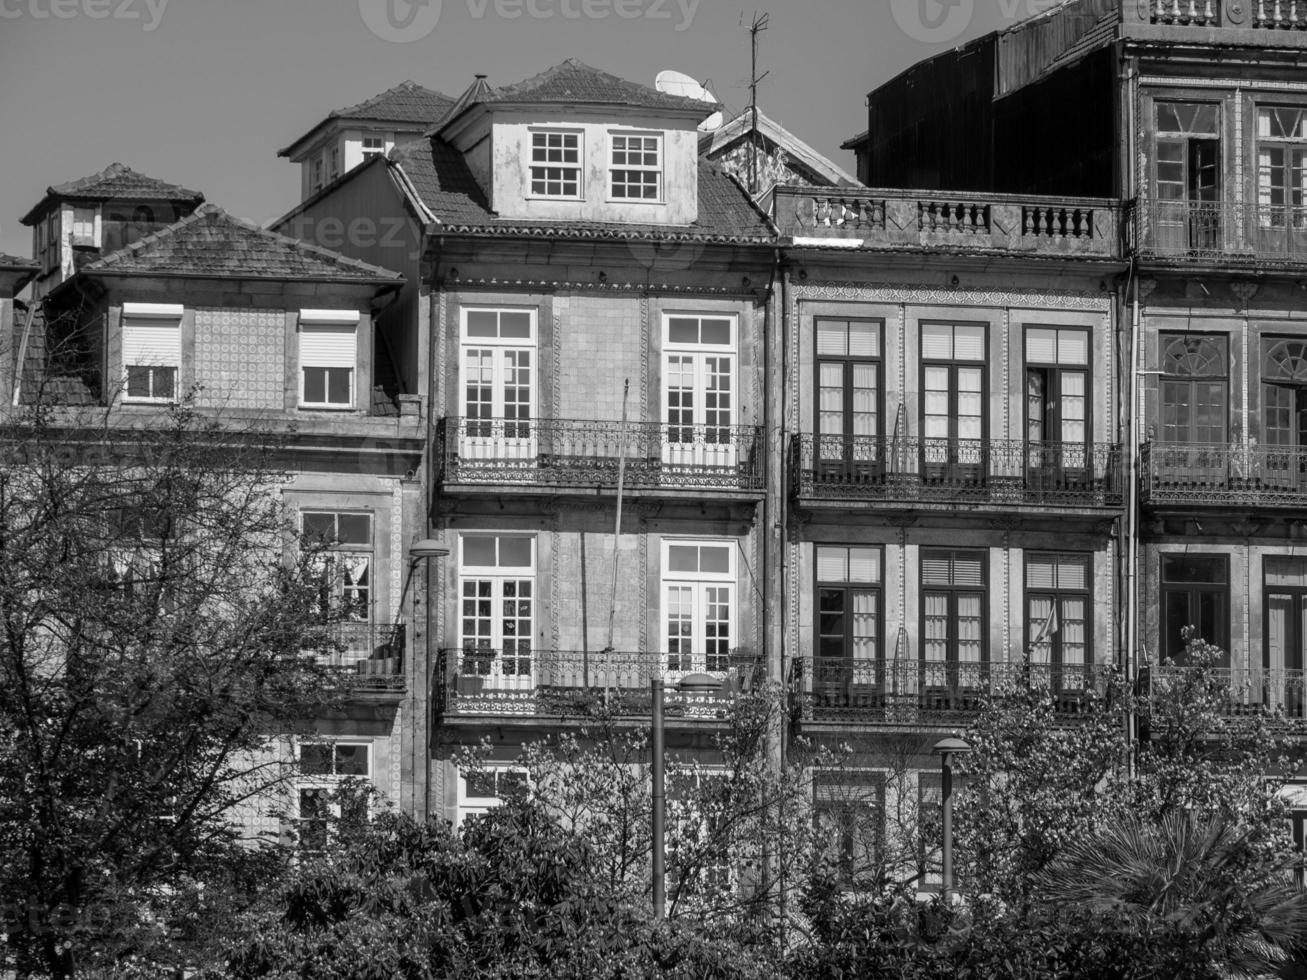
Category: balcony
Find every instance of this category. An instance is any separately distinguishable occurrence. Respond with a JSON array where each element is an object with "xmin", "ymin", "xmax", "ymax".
[
  {"xmin": 1138, "ymin": 441, "xmax": 1307, "ymax": 508},
  {"xmin": 792, "ymin": 436, "xmax": 1123, "ymax": 509},
  {"xmin": 1146, "ymin": 0, "xmax": 1221, "ymax": 26},
  {"xmin": 435, "ymin": 418, "xmax": 764, "ymax": 494},
  {"xmin": 1135, "ymin": 200, "xmax": 1307, "ymax": 266},
  {"xmin": 1139, "ymin": 0, "xmax": 1307, "ymax": 30},
  {"xmin": 773, "ymin": 187, "xmax": 1121, "ymax": 258},
  {"xmin": 435, "ymin": 648, "xmax": 760, "ymax": 721},
  {"xmin": 793, "ymin": 659, "xmax": 1112, "ymax": 727},
  {"xmin": 1148, "ymin": 666, "xmax": 1307, "ymax": 724},
  {"xmin": 310, "ymin": 622, "xmax": 406, "ymax": 695}
]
